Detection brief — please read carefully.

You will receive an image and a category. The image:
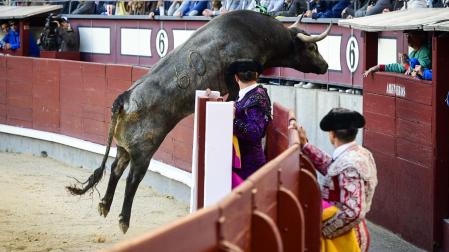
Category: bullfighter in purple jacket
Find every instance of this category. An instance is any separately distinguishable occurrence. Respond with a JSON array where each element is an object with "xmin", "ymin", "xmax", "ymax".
[{"xmin": 230, "ymin": 59, "xmax": 272, "ymax": 181}]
